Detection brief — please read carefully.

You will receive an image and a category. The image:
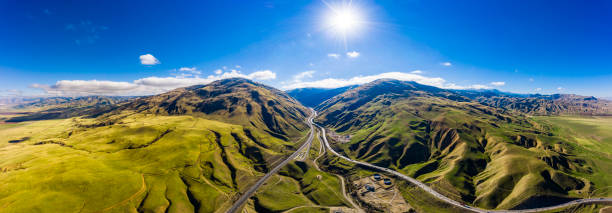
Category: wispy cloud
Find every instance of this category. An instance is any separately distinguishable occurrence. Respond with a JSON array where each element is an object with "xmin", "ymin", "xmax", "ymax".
[
  {"xmin": 557, "ymin": 86, "xmax": 564, "ymax": 91},
  {"xmin": 178, "ymin": 67, "xmax": 201, "ymax": 74},
  {"xmin": 247, "ymin": 70, "xmax": 276, "ymax": 80},
  {"xmin": 410, "ymin": 70, "xmax": 423, "ymax": 74},
  {"xmin": 441, "ymin": 62, "xmax": 452, "ymax": 67},
  {"xmin": 293, "ymin": 71, "xmax": 316, "ymax": 82},
  {"xmin": 490, "ymin": 81, "xmax": 505, "ymax": 86},
  {"xmin": 140, "ymin": 54, "xmax": 160, "ymax": 65},
  {"xmin": 470, "ymin": 84, "xmax": 490, "ymax": 90},
  {"xmin": 31, "ymin": 70, "xmax": 277, "ymax": 96},
  {"xmin": 327, "ymin": 53, "xmax": 340, "ymax": 59},
  {"xmin": 346, "ymin": 51, "xmax": 360, "ymax": 58},
  {"xmin": 535, "ymin": 88, "xmax": 542, "ymax": 92},
  {"xmin": 282, "ymin": 71, "xmax": 490, "ymax": 90},
  {"xmin": 0, "ymin": 89, "xmax": 23, "ymax": 98}
]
